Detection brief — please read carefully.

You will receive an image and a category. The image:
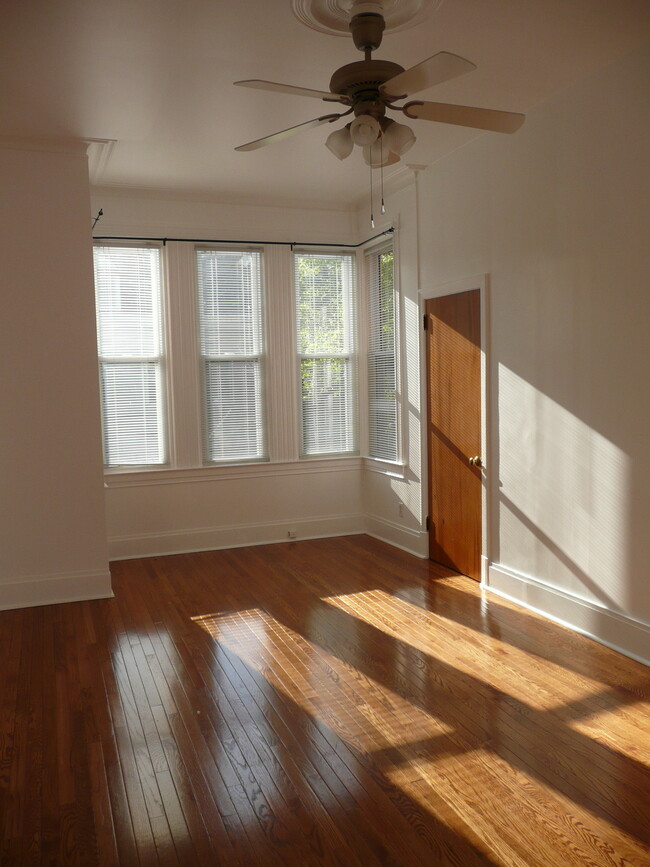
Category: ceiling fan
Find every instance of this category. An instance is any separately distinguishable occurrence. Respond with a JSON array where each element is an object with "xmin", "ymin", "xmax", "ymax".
[{"xmin": 234, "ymin": 1, "xmax": 524, "ymax": 167}]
